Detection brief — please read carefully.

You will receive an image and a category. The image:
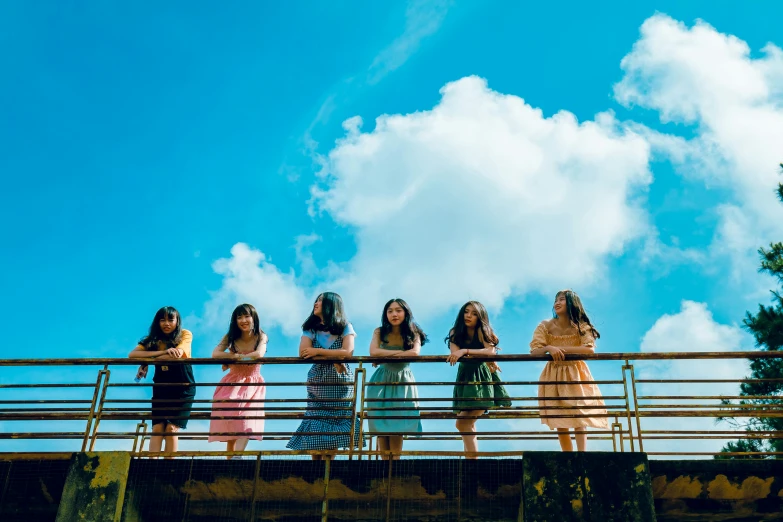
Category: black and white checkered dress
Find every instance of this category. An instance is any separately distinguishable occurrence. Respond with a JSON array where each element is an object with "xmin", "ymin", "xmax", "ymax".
[{"xmin": 286, "ymin": 335, "xmax": 363, "ymax": 450}]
